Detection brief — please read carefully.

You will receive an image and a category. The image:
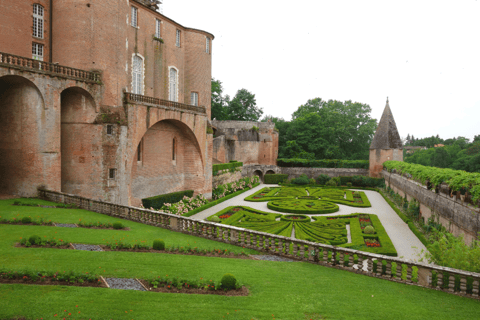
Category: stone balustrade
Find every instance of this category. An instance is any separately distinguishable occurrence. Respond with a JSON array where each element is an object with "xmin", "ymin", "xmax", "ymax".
[
  {"xmin": 124, "ymin": 92, "xmax": 206, "ymax": 115},
  {"xmin": 39, "ymin": 189, "xmax": 480, "ymax": 300},
  {"xmin": 0, "ymin": 52, "xmax": 101, "ymax": 83}
]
